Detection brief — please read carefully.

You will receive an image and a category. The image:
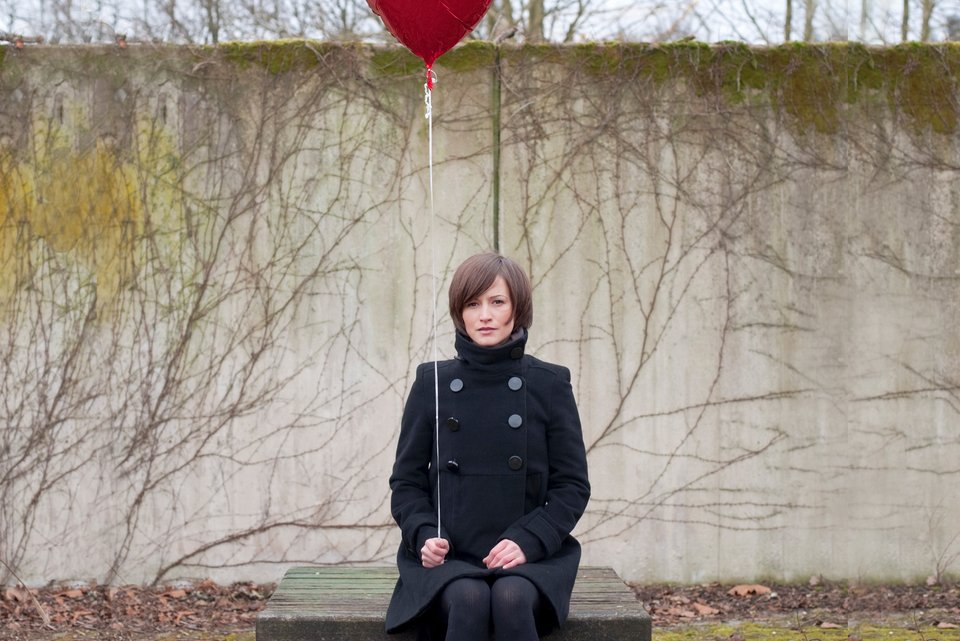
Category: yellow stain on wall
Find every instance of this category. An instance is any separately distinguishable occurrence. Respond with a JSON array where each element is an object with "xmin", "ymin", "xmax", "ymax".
[
  {"xmin": 0, "ymin": 148, "xmax": 37, "ymax": 299},
  {"xmin": 0, "ymin": 106, "xmax": 186, "ymax": 317}
]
